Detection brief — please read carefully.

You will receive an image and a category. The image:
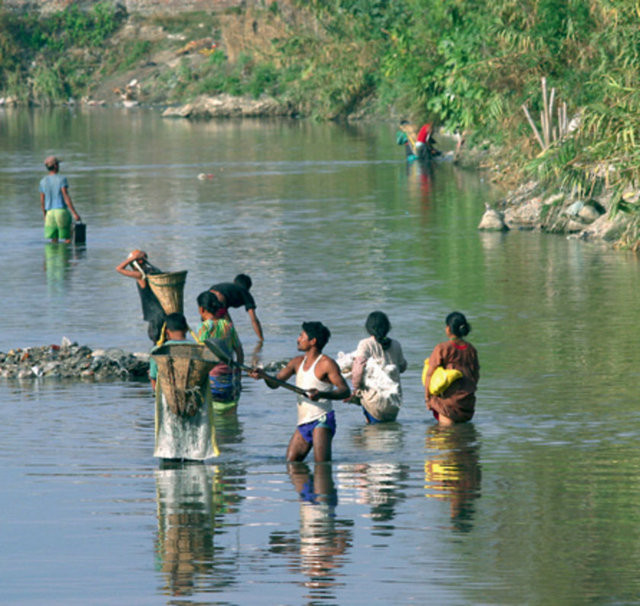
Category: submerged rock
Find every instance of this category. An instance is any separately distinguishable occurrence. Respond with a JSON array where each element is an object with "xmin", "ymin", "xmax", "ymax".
[
  {"xmin": 0, "ymin": 339, "xmax": 150, "ymax": 381},
  {"xmin": 478, "ymin": 204, "xmax": 509, "ymax": 231}
]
